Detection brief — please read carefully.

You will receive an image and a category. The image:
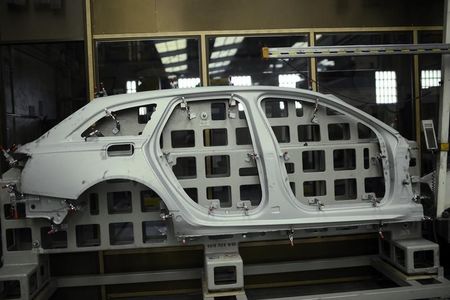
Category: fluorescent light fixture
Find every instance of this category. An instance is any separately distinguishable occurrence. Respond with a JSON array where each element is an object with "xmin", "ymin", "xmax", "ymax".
[
  {"xmin": 278, "ymin": 74, "xmax": 302, "ymax": 88},
  {"xmin": 210, "ymin": 48, "xmax": 238, "ymax": 59},
  {"xmin": 209, "ymin": 60, "xmax": 231, "ymax": 69},
  {"xmin": 155, "ymin": 39, "xmax": 187, "ymax": 53},
  {"xmin": 230, "ymin": 75, "xmax": 252, "ymax": 86},
  {"xmin": 209, "ymin": 69, "xmax": 225, "ymax": 75},
  {"xmin": 375, "ymin": 71, "xmax": 397, "ymax": 104},
  {"xmin": 275, "ymin": 63, "xmax": 283, "ymax": 69},
  {"xmin": 161, "ymin": 53, "xmax": 187, "ymax": 65},
  {"xmin": 421, "ymin": 70, "xmax": 441, "ymax": 89},
  {"xmin": 214, "ymin": 37, "xmax": 244, "ymax": 48},
  {"xmin": 165, "ymin": 64, "xmax": 188, "ymax": 73},
  {"xmin": 126, "ymin": 80, "xmax": 137, "ymax": 94},
  {"xmin": 178, "ymin": 78, "xmax": 201, "ymax": 88},
  {"xmin": 295, "ymin": 101, "xmax": 302, "ymax": 109}
]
